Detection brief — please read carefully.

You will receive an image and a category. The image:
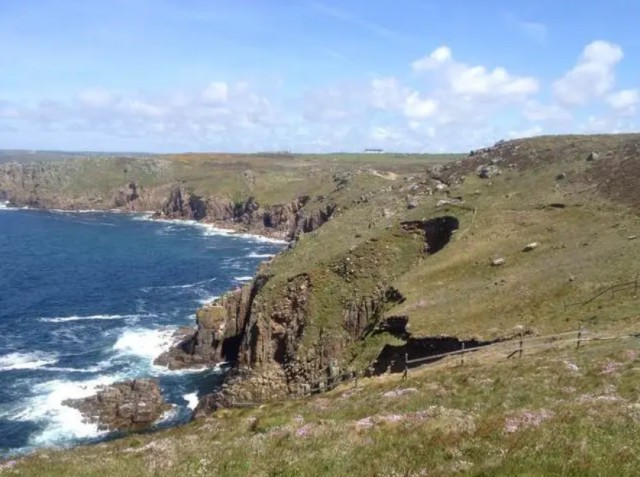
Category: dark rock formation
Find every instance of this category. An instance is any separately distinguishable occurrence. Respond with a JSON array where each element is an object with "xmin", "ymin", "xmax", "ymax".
[
  {"xmin": 156, "ymin": 187, "xmax": 335, "ymax": 240},
  {"xmin": 112, "ymin": 182, "xmax": 140, "ymax": 208},
  {"xmin": 368, "ymin": 336, "xmax": 492, "ymax": 375},
  {"xmin": 62, "ymin": 379, "xmax": 170, "ymax": 432},
  {"xmin": 401, "ymin": 216, "xmax": 459, "ymax": 254},
  {"xmin": 155, "ymin": 277, "xmax": 265, "ymax": 370},
  {"xmin": 342, "ymin": 286, "xmax": 405, "ymax": 340},
  {"xmin": 167, "ymin": 276, "xmax": 407, "ymax": 417}
]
